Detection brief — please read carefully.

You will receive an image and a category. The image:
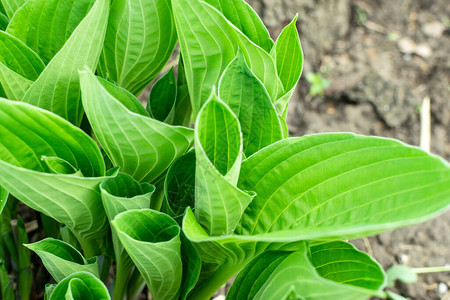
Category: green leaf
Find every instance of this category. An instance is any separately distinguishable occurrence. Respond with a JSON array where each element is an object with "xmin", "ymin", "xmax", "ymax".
[
  {"xmin": 49, "ymin": 272, "xmax": 110, "ymax": 300},
  {"xmin": 195, "ymin": 93, "xmax": 255, "ymax": 236},
  {"xmin": 386, "ymin": 265, "xmax": 418, "ymax": 287},
  {"xmin": 0, "ymin": 12, "xmax": 8, "ymax": 31},
  {"xmin": 0, "ymin": 0, "xmax": 26, "ymax": 19},
  {"xmin": 41, "ymin": 156, "xmax": 83, "ymax": 176},
  {"xmin": 17, "ymin": 0, "xmax": 109, "ymax": 125},
  {"xmin": 173, "ymin": 55, "xmax": 192, "ymax": 127},
  {"xmin": 226, "ymin": 250, "xmax": 290, "ymax": 300},
  {"xmin": 7, "ymin": 0, "xmax": 95, "ymax": 64},
  {"xmin": 309, "ymin": 241, "xmax": 386, "ymax": 290},
  {"xmin": 97, "ymin": 77, "xmax": 149, "ymax": 117},
  {"xmin": 112, "ymin": 209, "xmax": 199, "ymax": 300},
  {"xmin": 386, "ymin": 291, "xmax": 408, "ymax": 300},
  {"xmin": 97, "ymin": 0, "xmax": 177, "ymax": 95},
  {"xmin": 218, "ymin": 51, "xmax": 283, "ymax": 156},
  {"xmin": 25, "ymin": 238, "xmax": 99, "ymax": 282},
  {"xmin": 237, "ymin": 133, "xmax": 450, "ymax": 240},
  {"xmin": 228, "ymin": 242, "xmax": 385, "ymax": 300},
  {"xmin": 100, "ymin": 173, "xmax": 155, "ymax": 221},
  {"xmin": 0, "ymin": 256, "xmax": 14, "ymax": 300},
  {"xmin": 172, "ymin": 0, "xmax": 282, "ymax": 115},
  {"xmin": 272, "ymin": 16, "xmax": 304, "ymax": 115},
  {"xmin": 0, "ymin": 99, "xmax": 111, "ymax": 239},
  {"xmin": 148, "ymin": 68, "xmax": 177, "ymax": 123},
  {"xmin": 164, "ymin": 150, "xmax": 196, "ymax": 220},
  {"xmin": 203, "ymin": 0, "xmax": 273, "ymax": 52},
  {"xmin": 80, "ymin": 68, "xmax": 194, "ymax": 183},
  {"xmin": 0, "ymin": 186, "xmax": 7, "ymax": 214},
  {"xmin": 0, "ymin": 31, "xmax": 45, "ymax": 80},
  {"xmin": 15, "ymin": 216, "xmax": 32, "ymax": 300},
  {"xmin": 0, "ymin": 62, "xmax": 31, "ymax": 100}
]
